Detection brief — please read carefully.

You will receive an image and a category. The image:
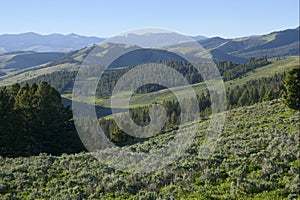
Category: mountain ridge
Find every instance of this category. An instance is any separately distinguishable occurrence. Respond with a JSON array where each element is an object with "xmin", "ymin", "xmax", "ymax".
[
  {"xmin": 199, "ymin": 26, "xmax": 299, "ymax": 59},
  {"xmin": 0, "ymin": 27, "xmax": 299, "ymax": 83},
  {"xmin": 0, "ymin": 32, "xmax": 105, "ymax": 53},
  {"xmin": 0, "ymin": 27, "xmax": 298, "ymax": 60}
]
